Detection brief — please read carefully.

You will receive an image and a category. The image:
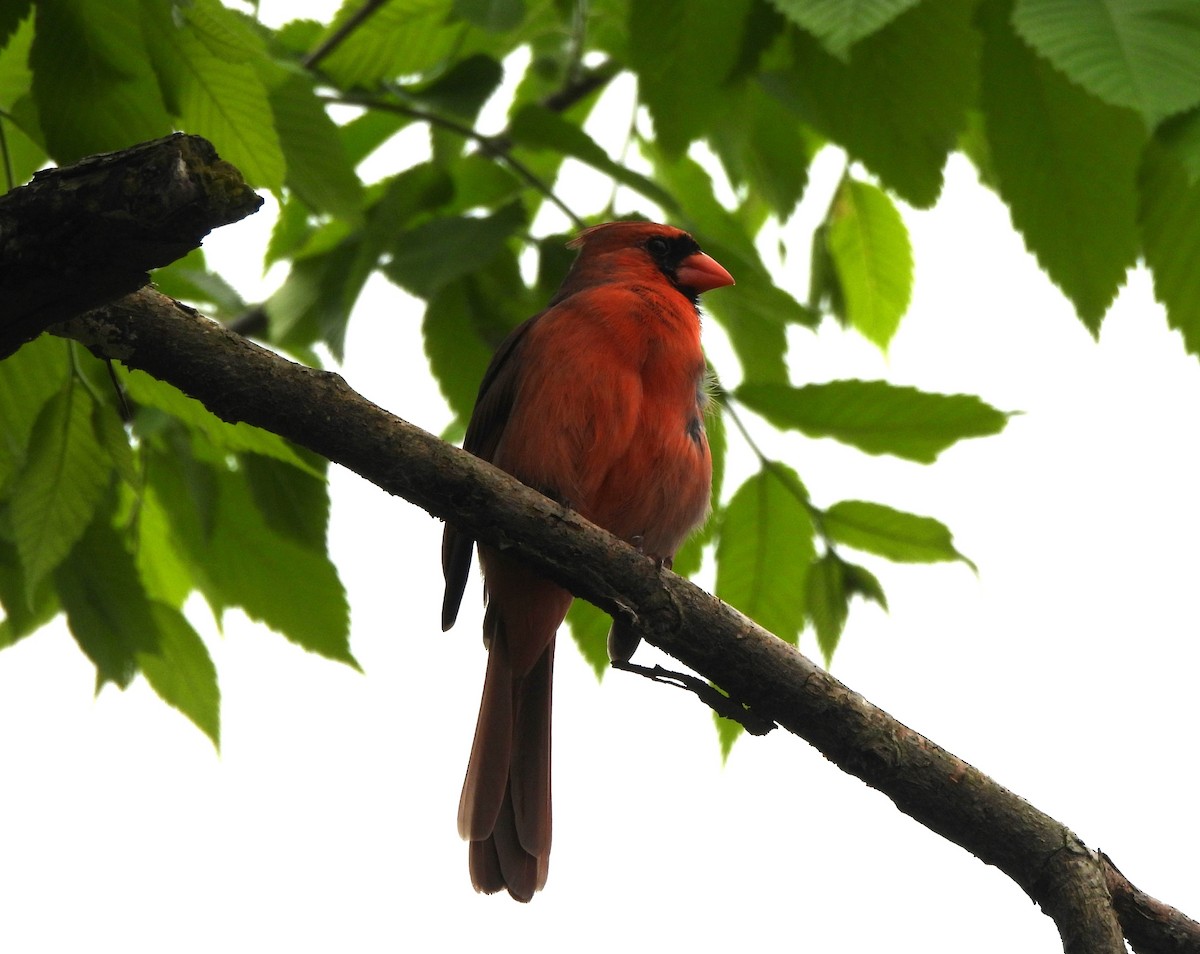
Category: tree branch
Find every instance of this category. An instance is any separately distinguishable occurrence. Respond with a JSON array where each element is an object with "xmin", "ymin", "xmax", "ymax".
[
  {"xmin": 45, "ymin": 287, "xmax": 1159, "ymax": 954},
  {"xmin": 0, "ymin": 133, "xmax": 262, "ymax": 359},
  {"xmin": 4, "ymin": 138, "xmax": 1197, "ymax": 954}
]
